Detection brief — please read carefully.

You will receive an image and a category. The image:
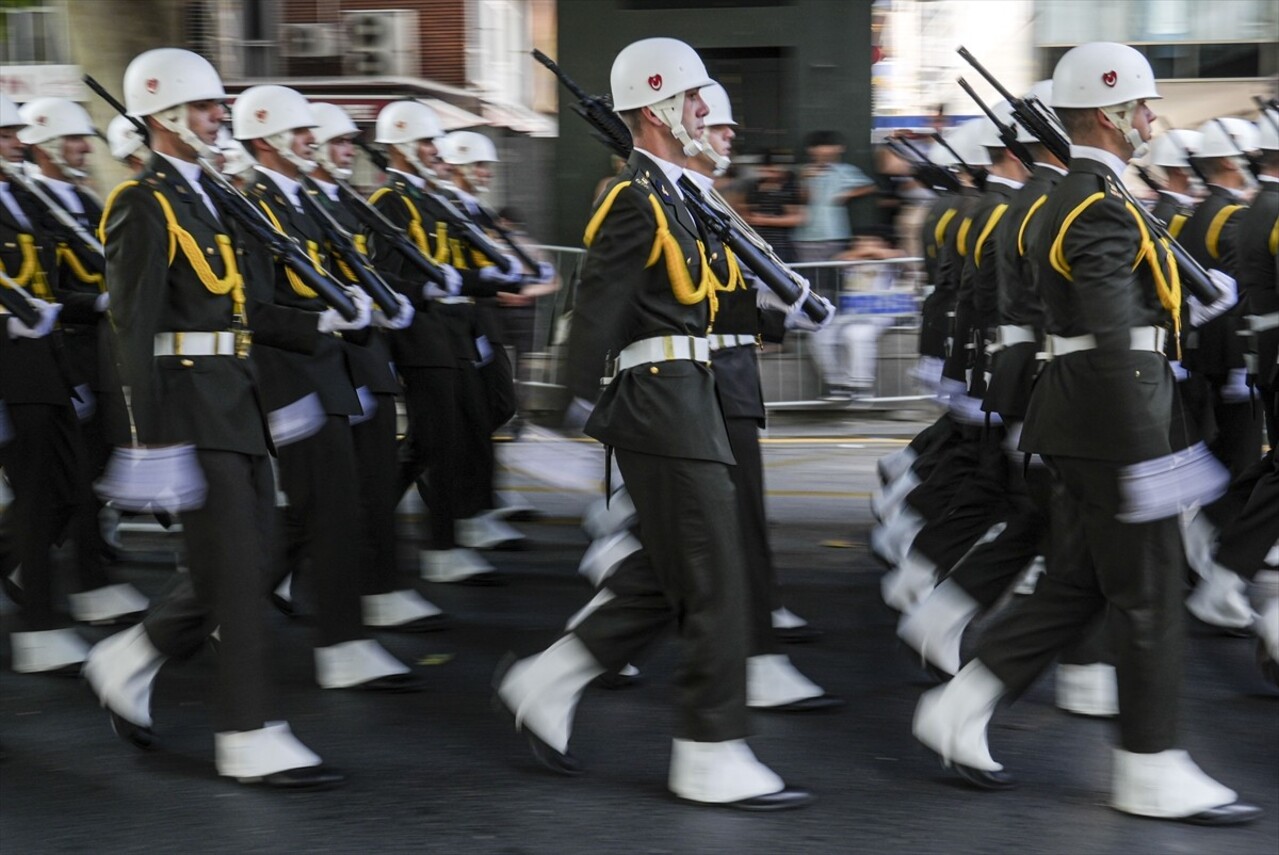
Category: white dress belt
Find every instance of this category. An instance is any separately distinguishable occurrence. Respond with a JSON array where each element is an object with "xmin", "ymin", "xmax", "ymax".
[
  {"xmin": 1043, "ymin": 326, "xmax": 1166, "ymax": 358},
  {"xmin": 708, "ymin": 333, "xmax": 758, "ymax": 351},
  {"xmin": 615, "ymin": 335, "xmax": 711, "ymax": 371},
  {"xmin": 154, "ymin": 331, "xmax": 243, "ymax": 357},
  {"xmin": 1244, "ymin": 311, "xmax": 1279, "ymax": 332},
  {"xmin": 996, "ymin": 325, "xmax": 1037, "ymax": 347},
  {"xmin": 436, "ymin": 296, "xmax": 474, "ymax": 305}
]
